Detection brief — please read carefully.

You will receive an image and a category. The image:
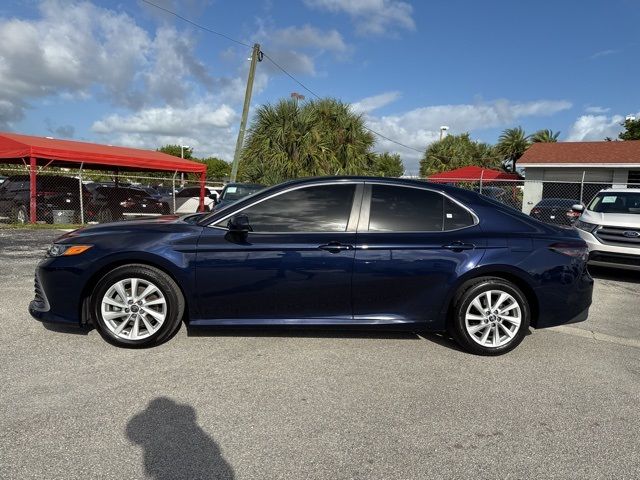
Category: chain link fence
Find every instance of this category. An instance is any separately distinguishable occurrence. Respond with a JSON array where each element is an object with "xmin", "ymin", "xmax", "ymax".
[
  {"xmin": 435, "ymin": 178, "xmax": 639, "ymax": 227},
  {"xmin": 0, "ymin": 165, "xmax": 224, "ymax": 225},
  {"xmin": 1, "ymin": 165, "xmax": 638, "ymax": 226}
]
